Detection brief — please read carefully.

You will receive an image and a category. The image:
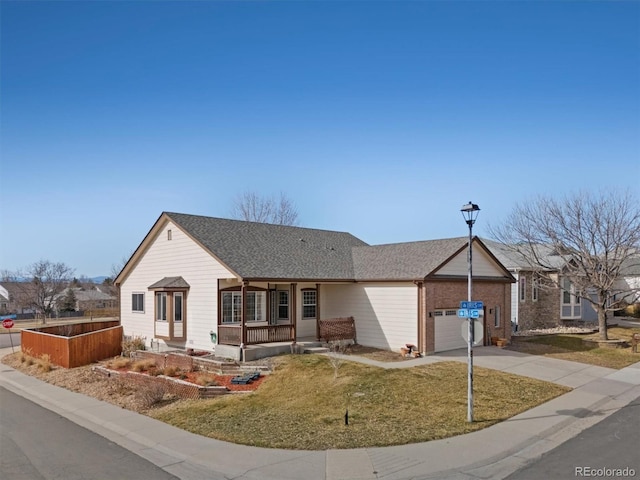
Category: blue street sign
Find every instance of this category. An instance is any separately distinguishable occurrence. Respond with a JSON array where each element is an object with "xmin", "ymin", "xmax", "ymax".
[
  {"xmin": 0, "ymin": 314, "xmax": 16, "ymax": 321},
  {"xmin": 470, "ymin": 309, "xmax": 480, "ymax": 318},
  {"xmin": 457, "ymin": 309, "xmax": 469, "ymax": 318},
  {"xmin": 460, "ymin": 301, "xmax": 484, "ymax": 310}
]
